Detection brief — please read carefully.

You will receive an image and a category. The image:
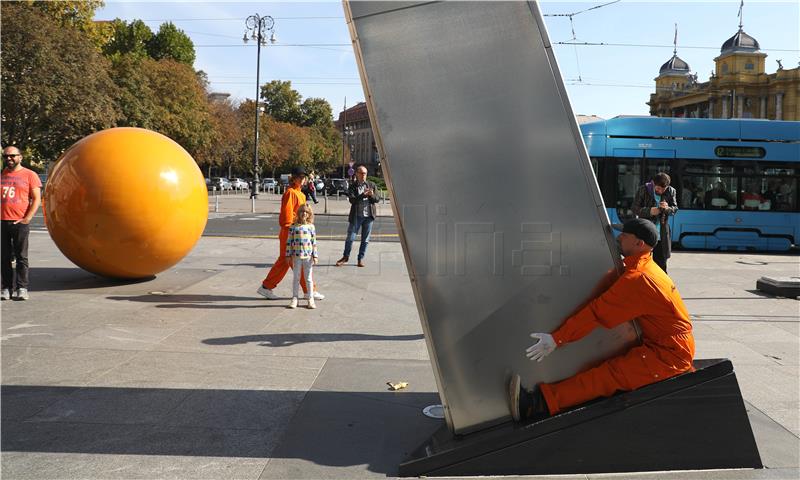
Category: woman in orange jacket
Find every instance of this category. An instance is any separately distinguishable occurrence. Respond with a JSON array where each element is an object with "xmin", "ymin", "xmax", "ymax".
[{"xmin": 510, "ymin": 218, "xmax": 694, "ymax": 422}]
